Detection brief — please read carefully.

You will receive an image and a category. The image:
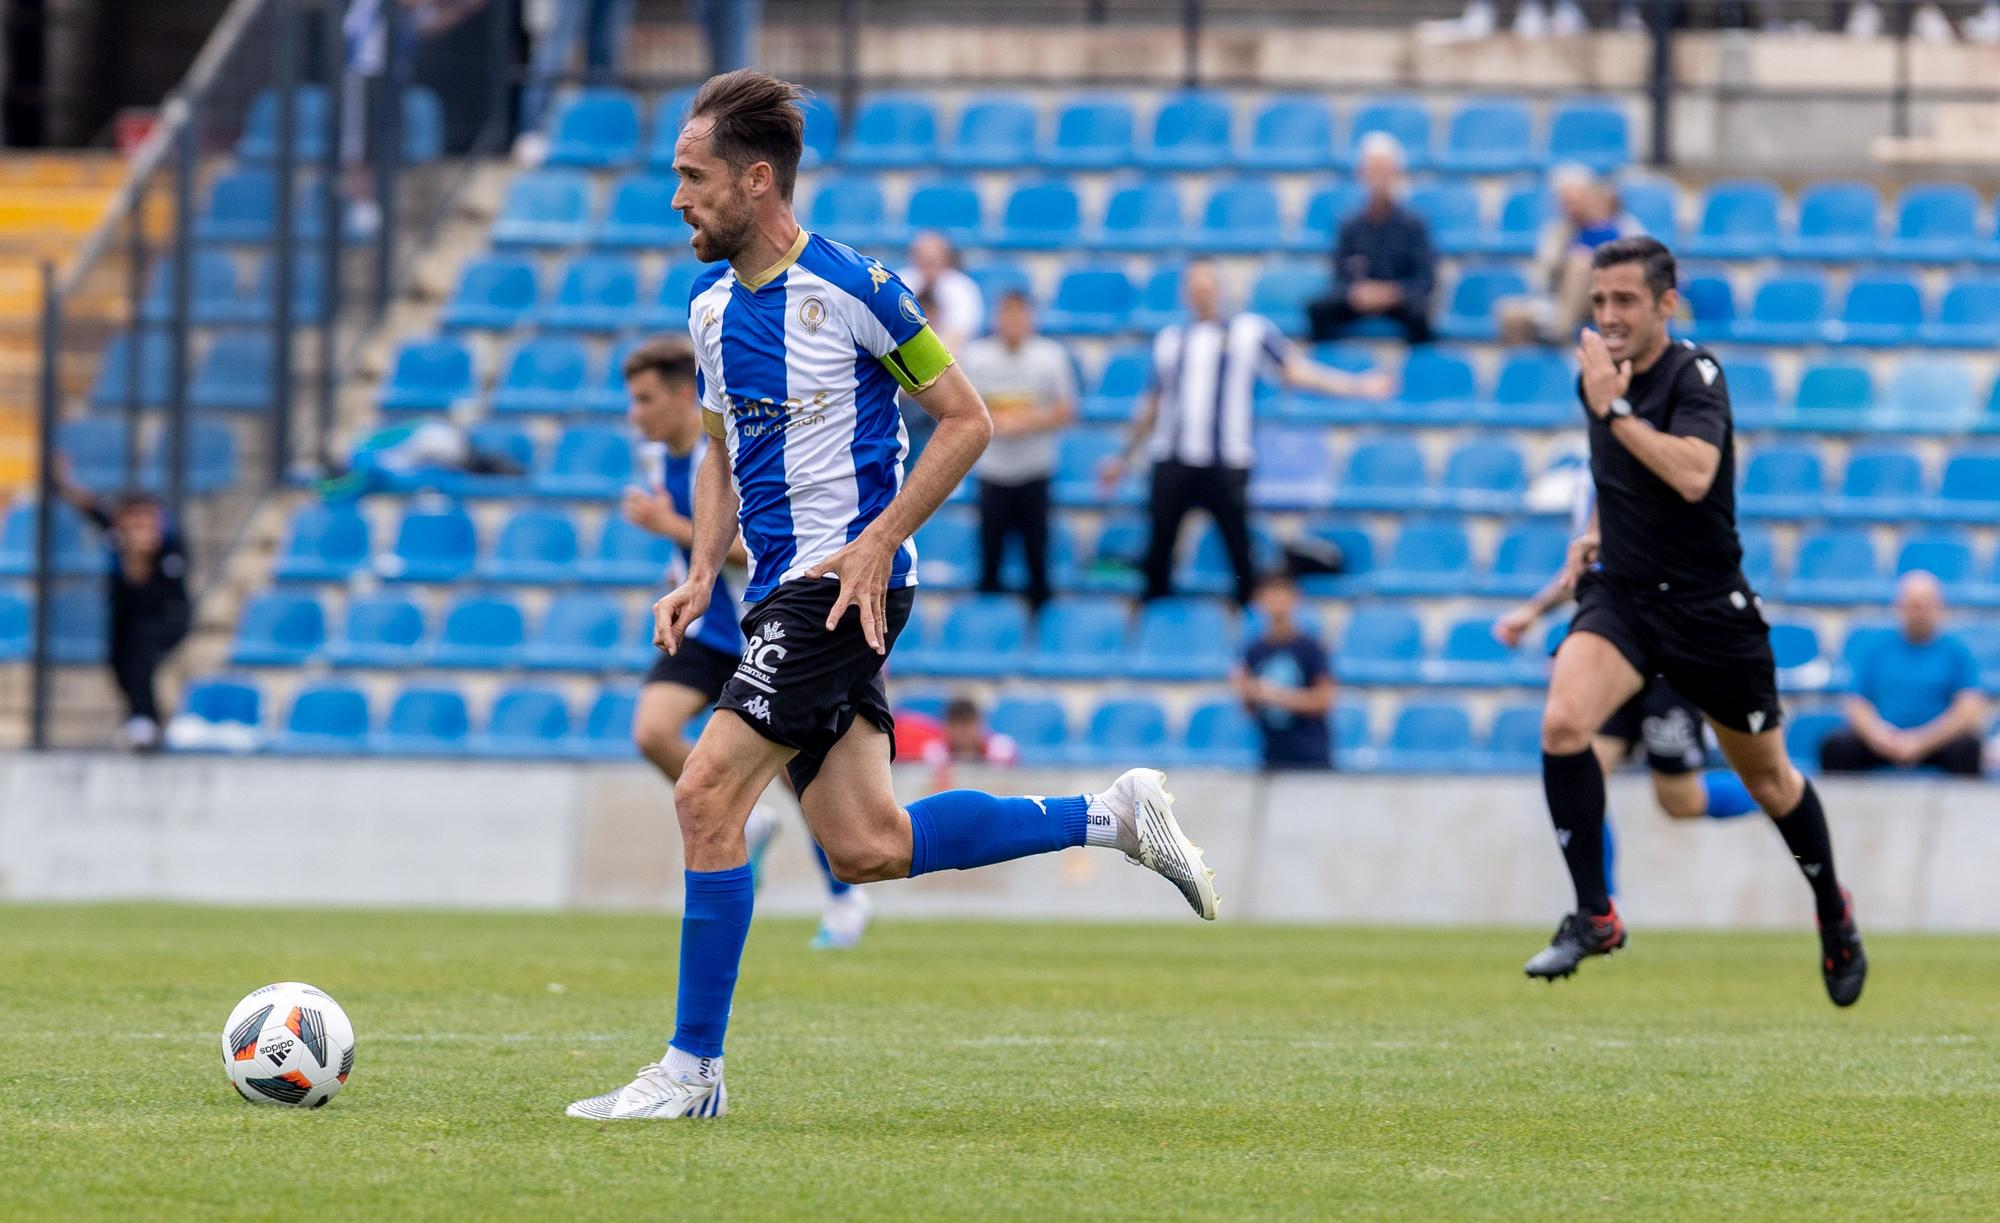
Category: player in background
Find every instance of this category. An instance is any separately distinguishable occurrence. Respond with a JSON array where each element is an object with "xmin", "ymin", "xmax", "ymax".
[
  {"xmin": 621, "ymin": 338, "xmax": 871, "ymax": 951},
  {"xmin": 1525, "ymin": 236, "xmax": 1865, "ymax": 1007},
  {"xmin": 566, "ymin": 70, "xmax": 1217, "ymax": 1122}
]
